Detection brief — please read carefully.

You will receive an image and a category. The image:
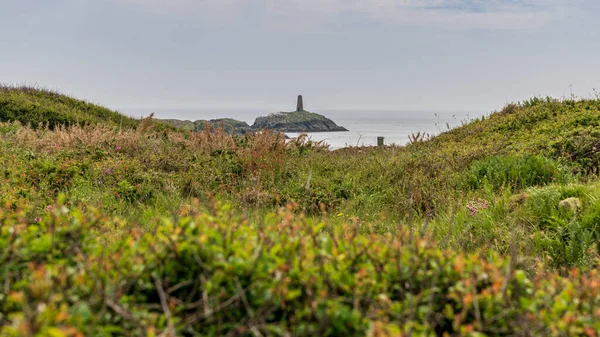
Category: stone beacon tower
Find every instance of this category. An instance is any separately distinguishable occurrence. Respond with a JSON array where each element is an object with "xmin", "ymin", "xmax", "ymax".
[{"xmin": 296, "ymin": 95, "xmax": 304, "ymax": 112}]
